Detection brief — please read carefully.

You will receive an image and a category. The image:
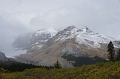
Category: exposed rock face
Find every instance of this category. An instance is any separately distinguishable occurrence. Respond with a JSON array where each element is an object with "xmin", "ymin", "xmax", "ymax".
[
  {"xmin": 15, "ymin": 26, "xmax": 119, "ymax": 67},
  {"xmin": 0, "ymin": 51, "xmax": 7, "ymax": 60},
  {"xmin": 61, "ymin": 45, "xmax": 83, "ymax": 56}
]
